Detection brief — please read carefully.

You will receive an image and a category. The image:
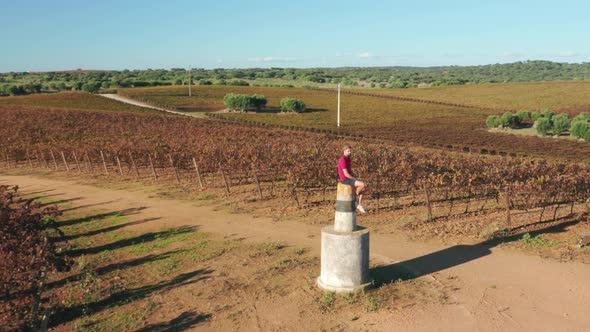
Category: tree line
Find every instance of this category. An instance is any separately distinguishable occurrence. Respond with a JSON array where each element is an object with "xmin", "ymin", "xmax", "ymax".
[
  {"xmin": 487, "ymin": 110, "xmax": 590, "ymax": 139},
  {"xmin": 2, "ymin": 60, "xmax": 590, "ymax": 96}
]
